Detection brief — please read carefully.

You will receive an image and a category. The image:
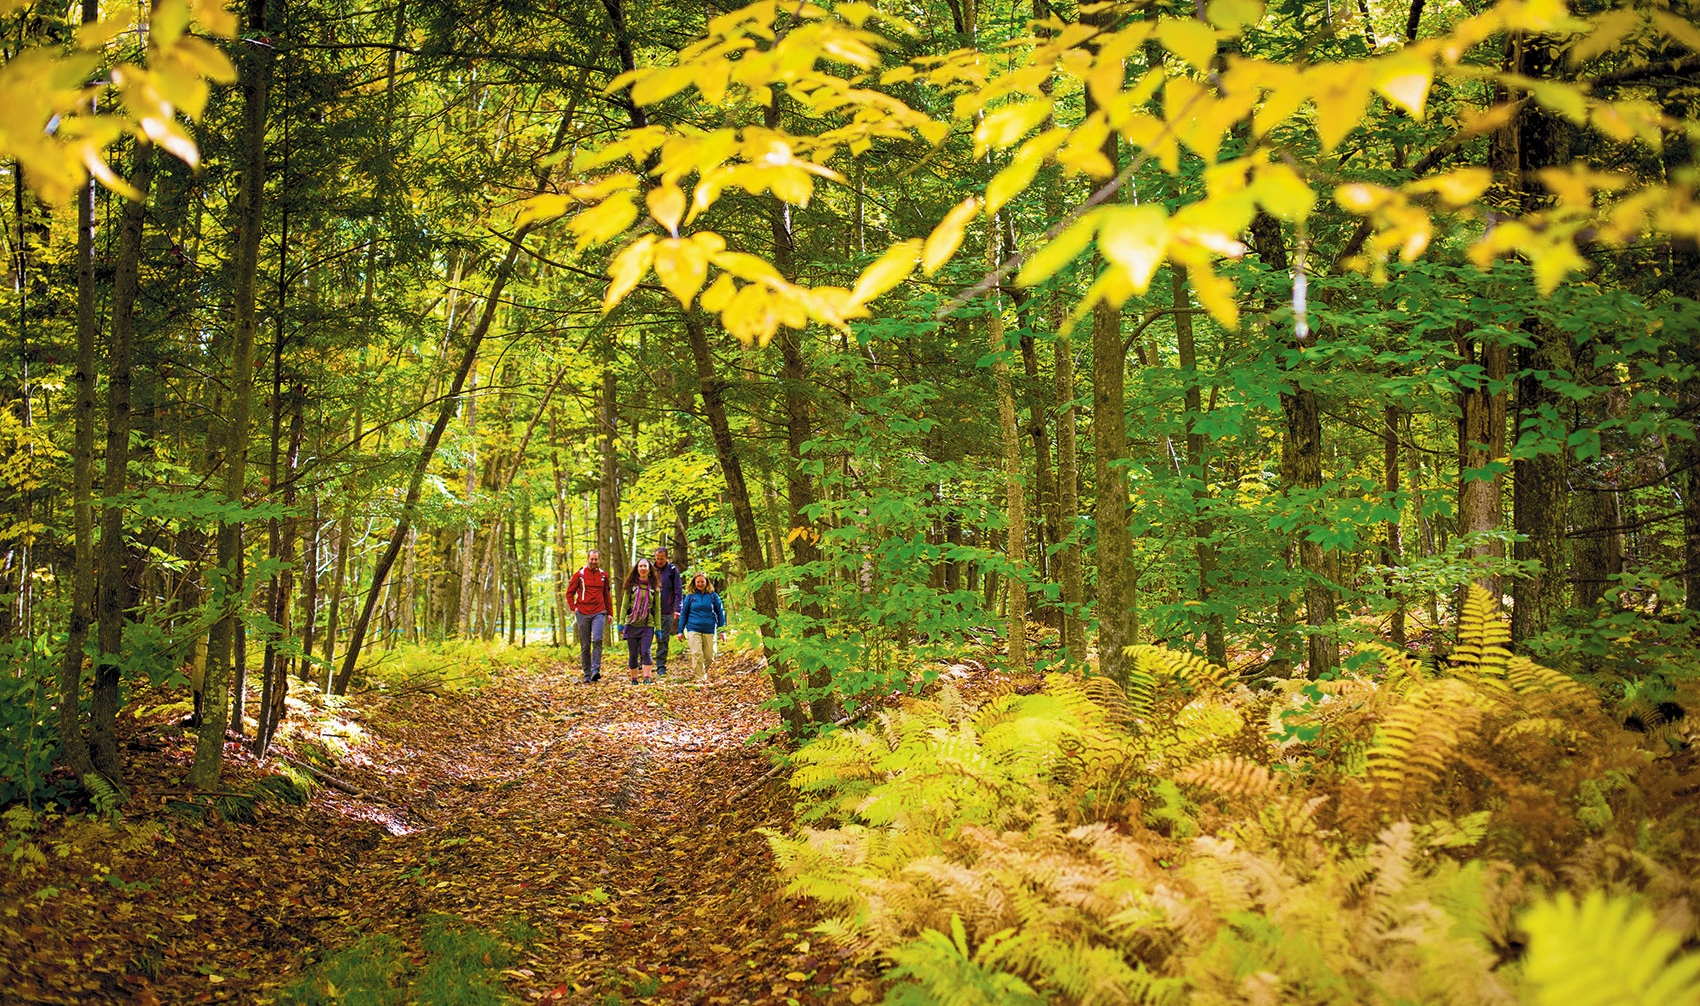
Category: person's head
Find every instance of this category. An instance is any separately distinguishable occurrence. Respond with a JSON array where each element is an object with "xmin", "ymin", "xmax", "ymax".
[
  {"xmin": 626, "ymin": 558, "xmax": 654, "ymax": 591},
  {"xmin": 586, "ymin": 549, "xmax": 601, "ymax": 571},
  {"xmin": 691, "ymin": 572, "xmax": 710, "ymax": 594},
  {"xmin": 653, "ymin": 546, "xmax": 670, "ymax": 567}
]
